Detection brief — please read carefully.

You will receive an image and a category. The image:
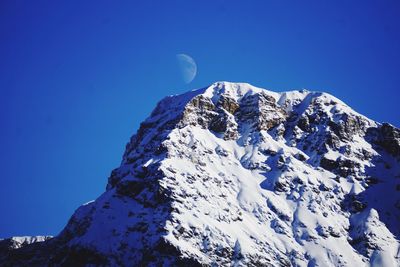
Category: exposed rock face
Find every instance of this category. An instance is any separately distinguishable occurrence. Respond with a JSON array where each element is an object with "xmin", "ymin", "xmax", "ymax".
[
  {"xmin": 237, "ymin": 91, "xmax": 287, "ymax": 131},
  {"xmin": 218, "ymin": 94, "xmax": 240, "ymax": 114},
  {"xmin": 367, "ymin": 122, "xmax": 400, "ymax": 157},
  {"xmin": 1, "ymin": 82, "xmax": 399, "ymax": 266}
]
